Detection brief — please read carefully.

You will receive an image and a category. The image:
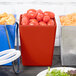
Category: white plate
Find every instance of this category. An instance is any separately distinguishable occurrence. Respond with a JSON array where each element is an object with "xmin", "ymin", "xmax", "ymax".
[
  {"xmin": 0, "ymin": 49, "xmax": 21, "ymax": 65},
  {"xmin": 37, "ymin": 67, "xmax": 76, "ymax": 76}
]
